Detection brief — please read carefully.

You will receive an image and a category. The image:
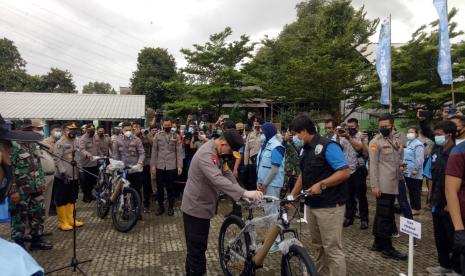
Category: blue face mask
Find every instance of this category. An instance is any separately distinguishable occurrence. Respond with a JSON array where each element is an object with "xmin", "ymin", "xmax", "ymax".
[
  {"xmin": 188, "ymin": 127, "xmax": 194, "ymax": 133},
  {"xmin": 435, "ymin": 135, "xmax": 447, "ymax": 146},
  {"xmin": 260, "ymin": 134, "xmax": 266, "ymax": 143},
  {"xmin": 292, "ymin": 135, "xmax": 304, "ymax": 148}
]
